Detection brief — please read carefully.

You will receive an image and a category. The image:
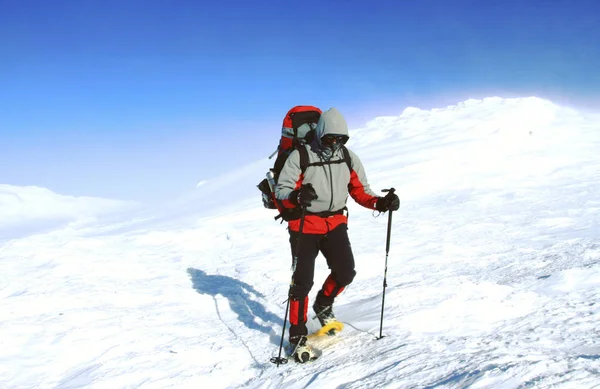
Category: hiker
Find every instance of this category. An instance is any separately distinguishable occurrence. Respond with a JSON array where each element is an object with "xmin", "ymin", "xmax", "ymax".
[{"xmin": 274, "ymin": 107, "xmax": 400, "ymax": 350}]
